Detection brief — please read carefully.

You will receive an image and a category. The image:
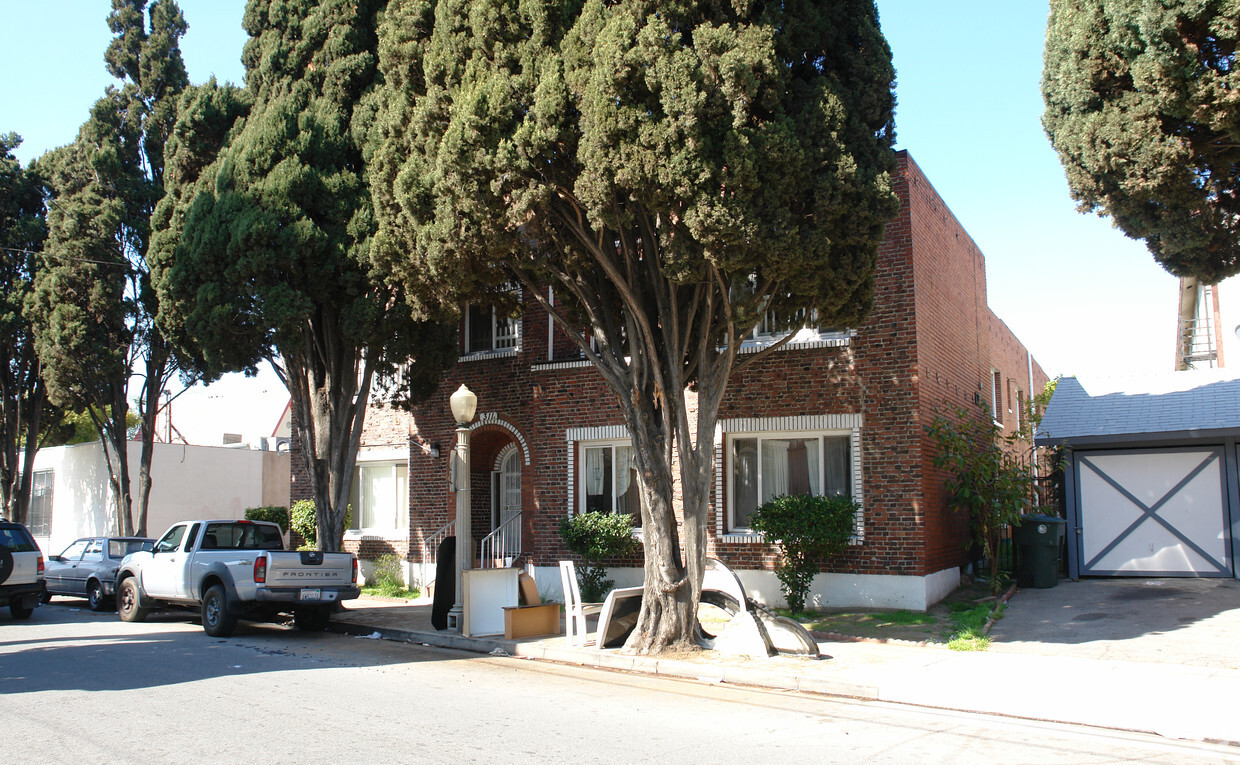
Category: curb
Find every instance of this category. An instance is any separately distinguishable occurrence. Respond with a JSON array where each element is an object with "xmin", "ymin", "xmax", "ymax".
[{"xmin": 328, "ymin": 617, "xmax": 880, "ymax": 700}]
